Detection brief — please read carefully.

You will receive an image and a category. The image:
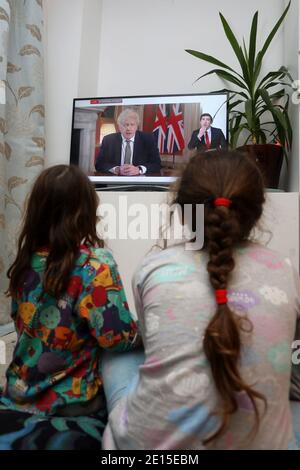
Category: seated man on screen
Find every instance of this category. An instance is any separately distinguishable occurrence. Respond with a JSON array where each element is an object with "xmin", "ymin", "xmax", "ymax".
[
  {"xmin": 95, "ymin": 109, "xmax": 161, "ymax": 175},
  {"xmin": 188, "ymin": 113, "xmax": 227, "ymax": 152}
]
